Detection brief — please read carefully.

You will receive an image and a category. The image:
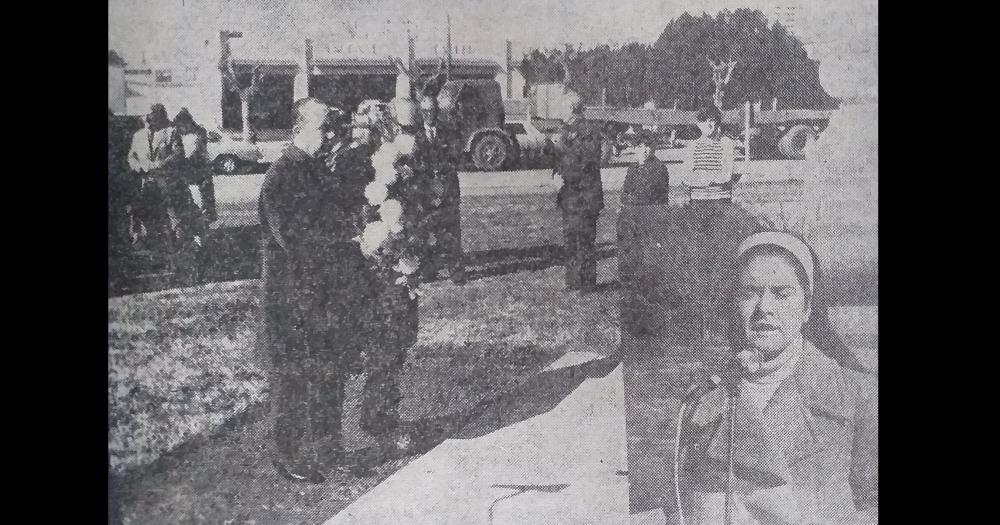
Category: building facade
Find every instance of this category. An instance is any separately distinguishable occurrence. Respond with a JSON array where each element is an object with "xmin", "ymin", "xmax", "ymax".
[
  {"xmin": 108, "ymin": 51, "xmax": 127, "ymax": 114},
  {"xmin": 121, "ymin": 19, "xmax": 525, "ymax": 133}
]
